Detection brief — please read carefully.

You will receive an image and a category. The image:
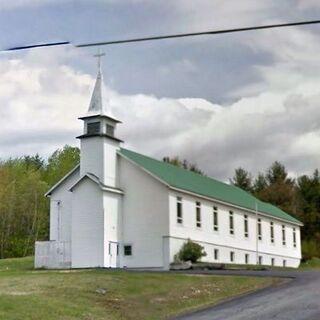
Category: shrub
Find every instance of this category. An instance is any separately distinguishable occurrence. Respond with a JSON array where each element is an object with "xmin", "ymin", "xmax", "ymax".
[{"xmin": 177, "ymin": 239, "xmax": 207, "ymax": 263}]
